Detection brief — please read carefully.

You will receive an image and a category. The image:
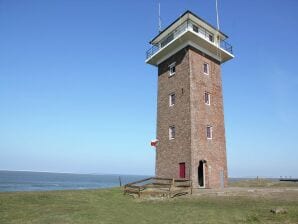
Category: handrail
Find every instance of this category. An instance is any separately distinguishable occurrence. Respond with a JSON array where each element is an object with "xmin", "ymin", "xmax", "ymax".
[
  {"xmin": 220, "ymin": 39, "xmax": 233, "ymax": 54},
  {"xmin": 154, "ymin": 177, "xmax": 174, "ymax": 181},
  {"xmin": 146, "ymin": 19, "xmax": 233, "ymax": 60},
  {"xmin": 124, "ymin": 177, "xmax": 152, "ymax": 186}
]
